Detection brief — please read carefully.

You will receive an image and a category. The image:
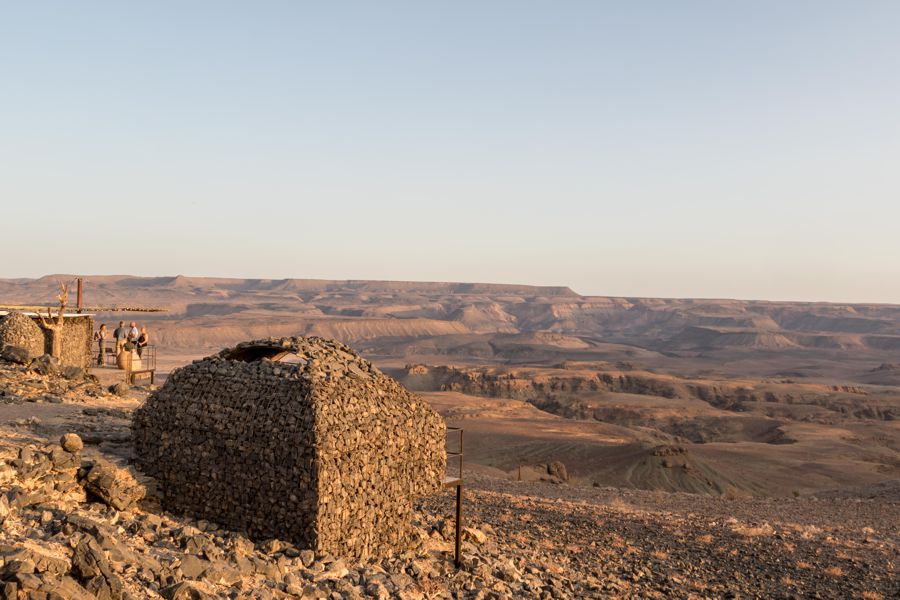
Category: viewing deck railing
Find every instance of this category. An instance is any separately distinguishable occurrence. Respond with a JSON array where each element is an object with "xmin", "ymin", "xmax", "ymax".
[
  {"xmin": 444, "ymin": 426, "xmax": 463, "ymax": 567},
  {"xmin": 94, "ymin": 341, "xmax": 157, "ymax": 384}
]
